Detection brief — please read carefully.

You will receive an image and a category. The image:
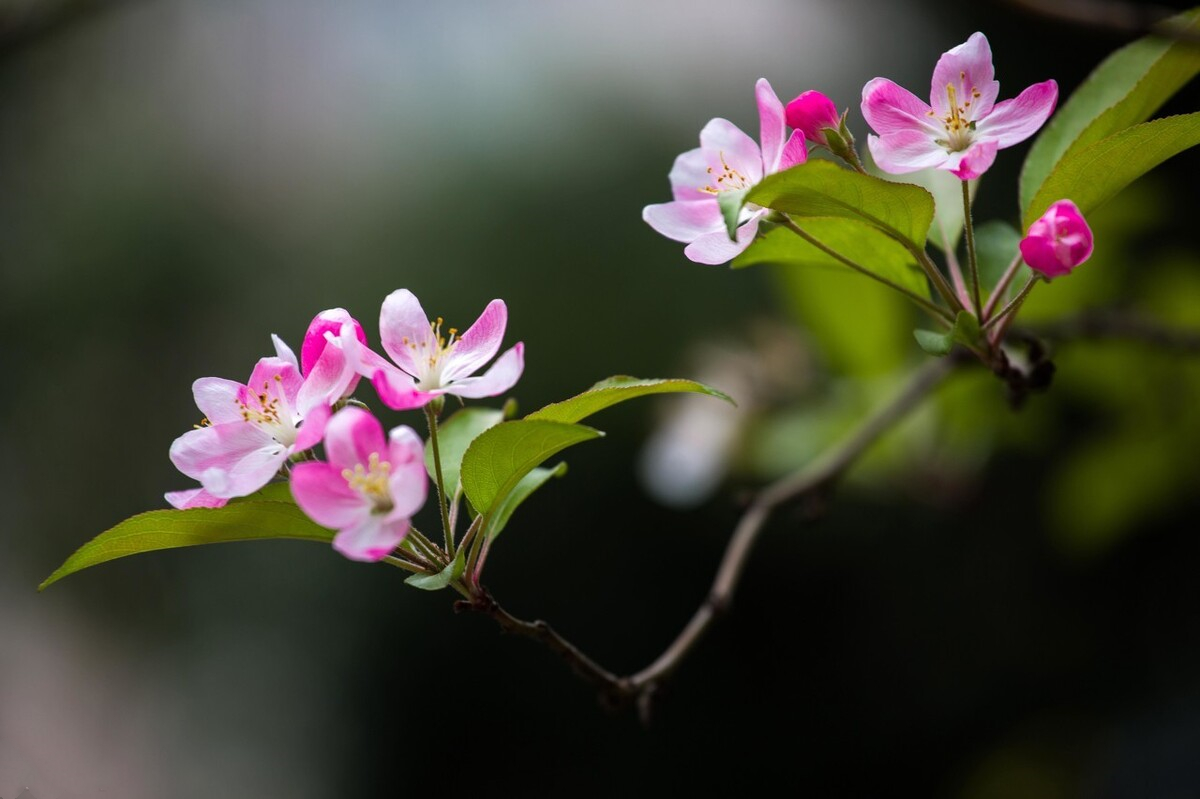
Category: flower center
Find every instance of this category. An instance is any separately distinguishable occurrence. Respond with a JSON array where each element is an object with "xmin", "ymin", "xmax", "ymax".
[
  {"xmin": 401, "ymin": 317, "xmax": 459, "ymax": 387},
  {"xmin": 237, "ymin": 375, "xmax": 297, "ymax": 446},
  {"xmin": 932, "ymin": 76, "xmax": 982, "ymax": 152},
  {"xmin": 702, "ymin": 152, "xmax": 752, "ymax": 194},
  {"xmin": 343, "ymin": 452, "xmax": 393, "ymax": 512}
]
